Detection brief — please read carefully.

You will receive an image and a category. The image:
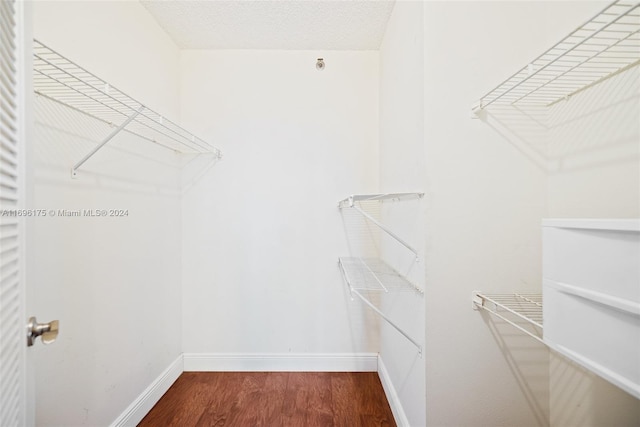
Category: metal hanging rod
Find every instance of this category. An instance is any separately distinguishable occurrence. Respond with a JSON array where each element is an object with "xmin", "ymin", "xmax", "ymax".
[
  {"xmin": 472, "ymin": 292, "xmax": 544, "ymax": 344},
  {"xmin": 473, "ymin": 0, "xmax": 640, "ymax": 110},
  {"xmin": 338, "ymin": 258, "xmax": 423, "ymax": 354},
  {"xmin": 32, "ymin": 39, "xmax": 222, "ymax": 176},
  {"xmin": 338, "ymin": 193, "xmax": 424, "ymax": 259}
]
